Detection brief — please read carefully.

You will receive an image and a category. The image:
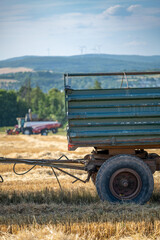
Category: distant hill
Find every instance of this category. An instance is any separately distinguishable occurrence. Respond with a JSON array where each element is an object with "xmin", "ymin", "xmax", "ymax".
[
  {"xmin": 0, "ymin": 54, "xmax": 160, "ymax": 91},
  {"xmin": 0, "ymin": 54, "xmax": 160, "ymax": 72}
]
